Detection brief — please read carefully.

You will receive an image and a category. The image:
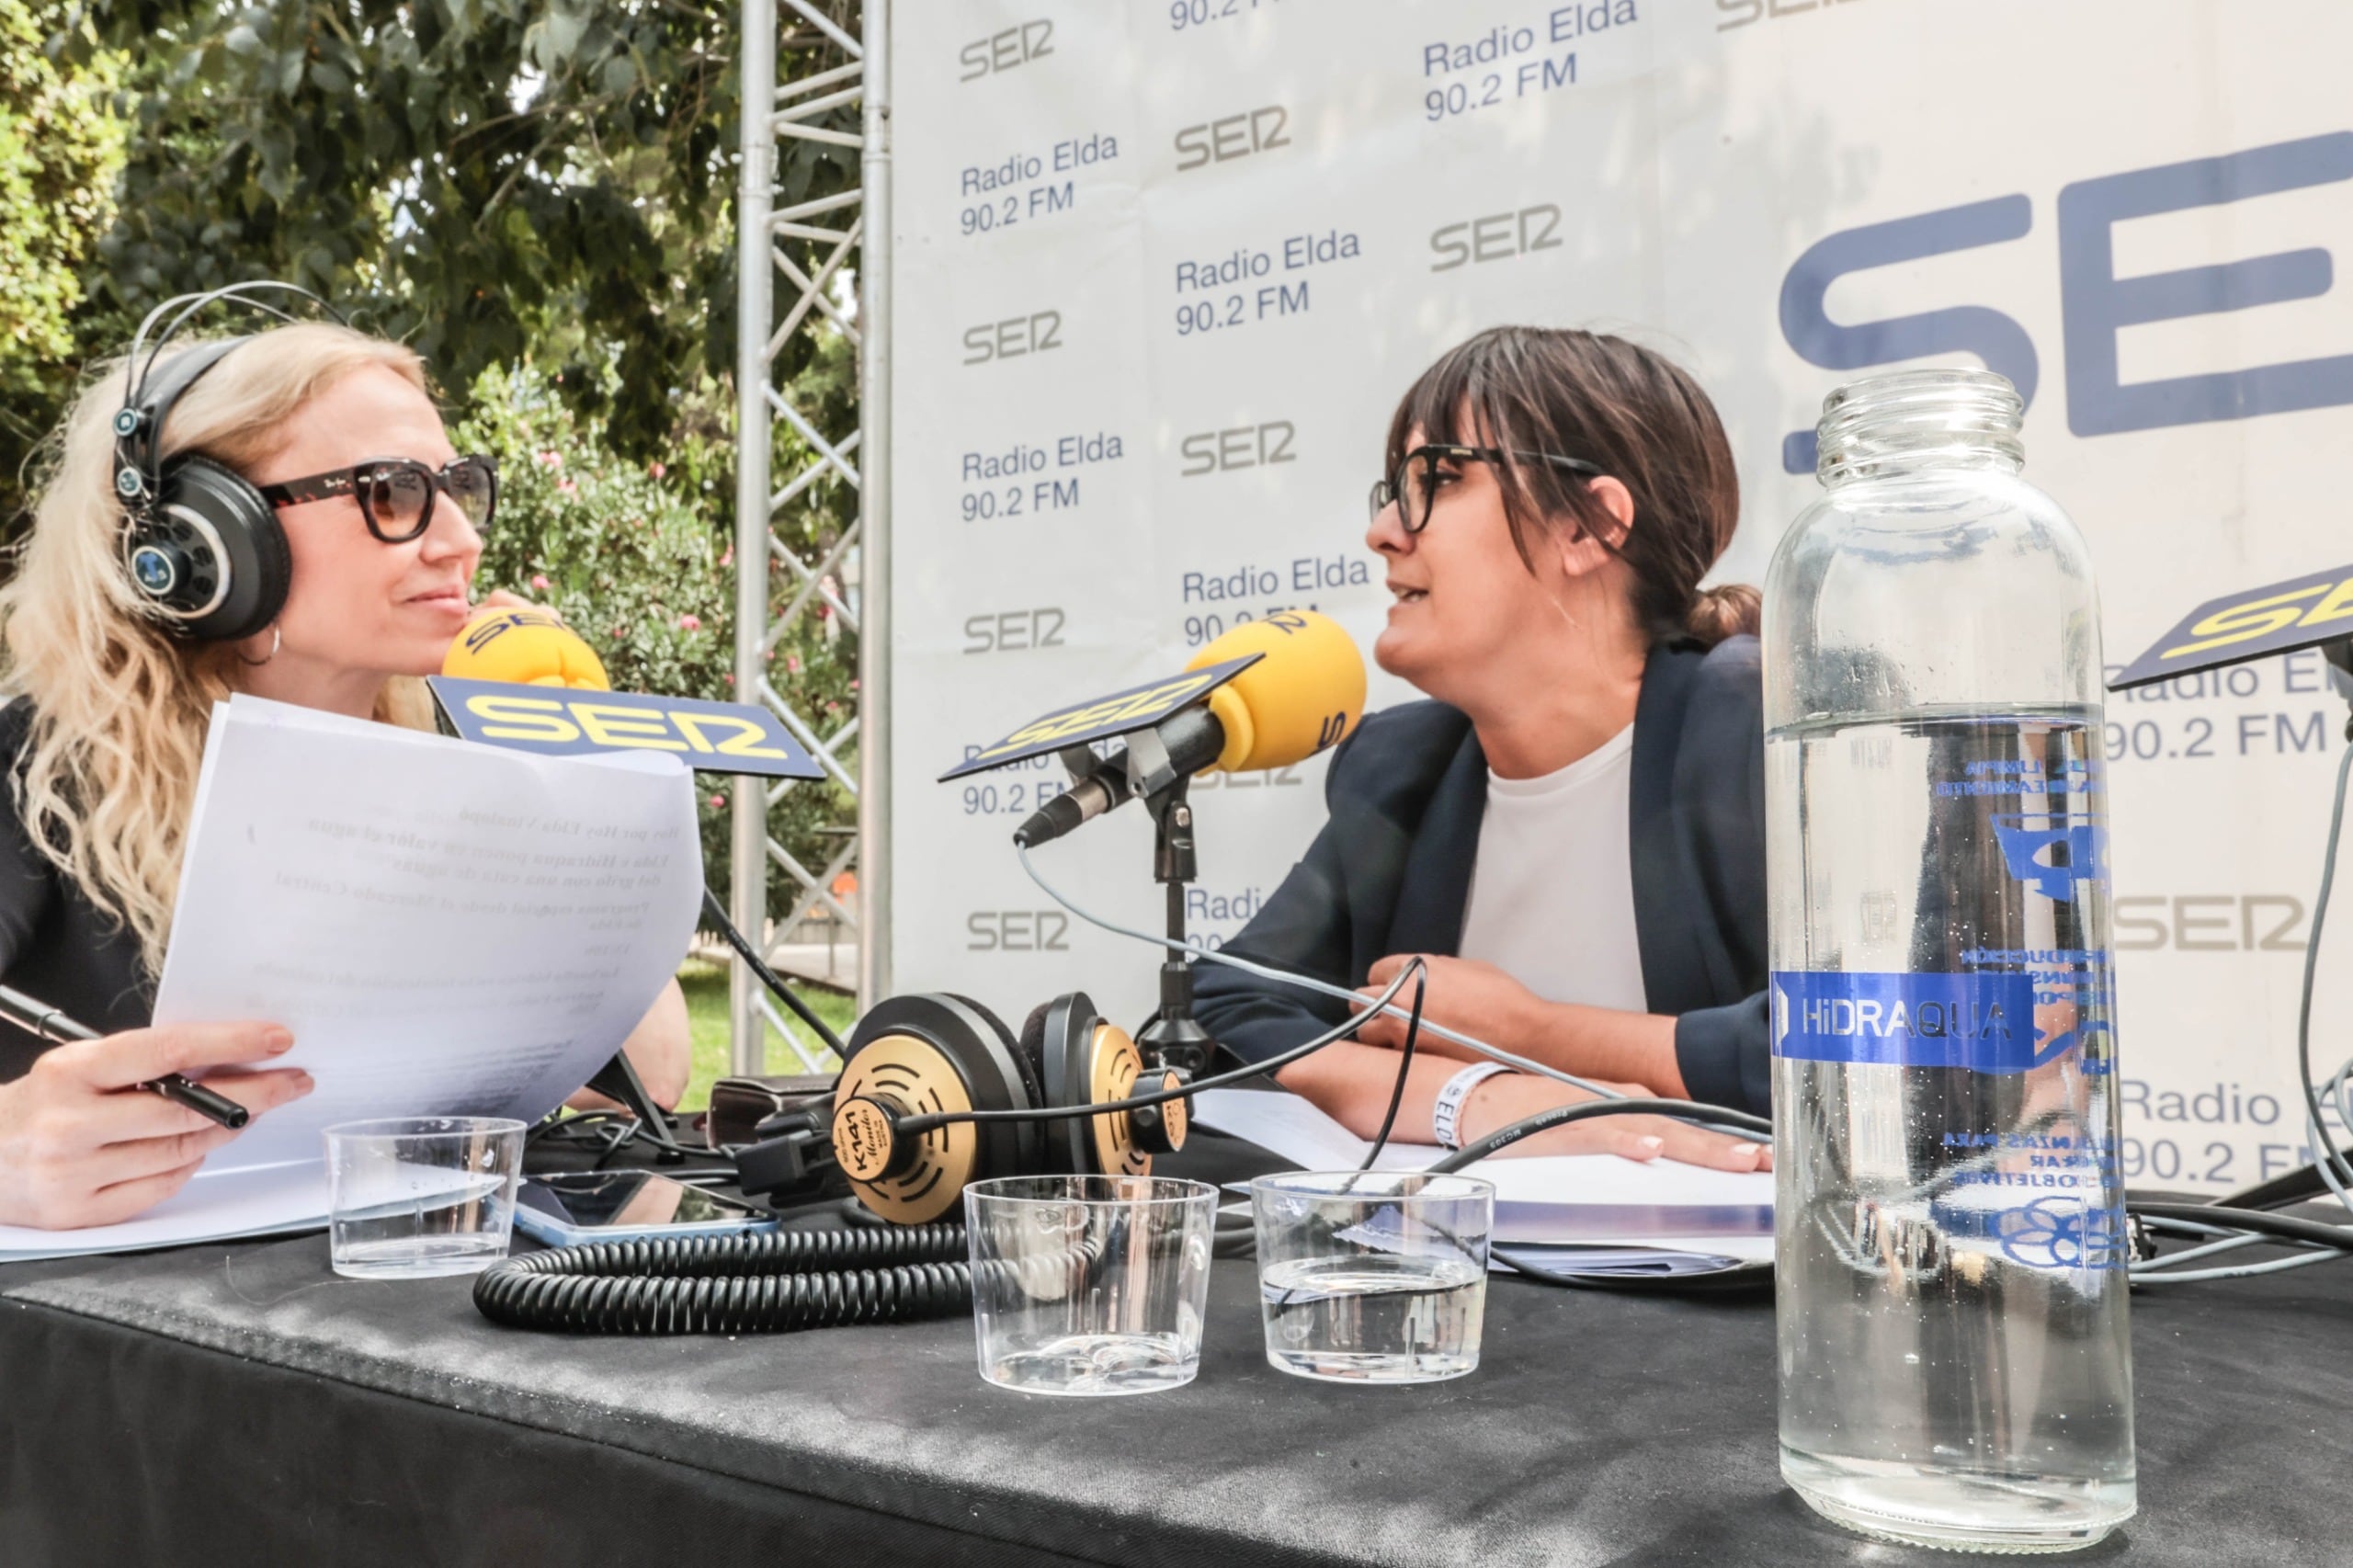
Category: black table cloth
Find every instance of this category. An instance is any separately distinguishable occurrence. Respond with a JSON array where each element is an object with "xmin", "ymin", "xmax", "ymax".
[{"xmin": 0, "ymin": 1133, "xmax": 2340, "ymax": 1566}]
